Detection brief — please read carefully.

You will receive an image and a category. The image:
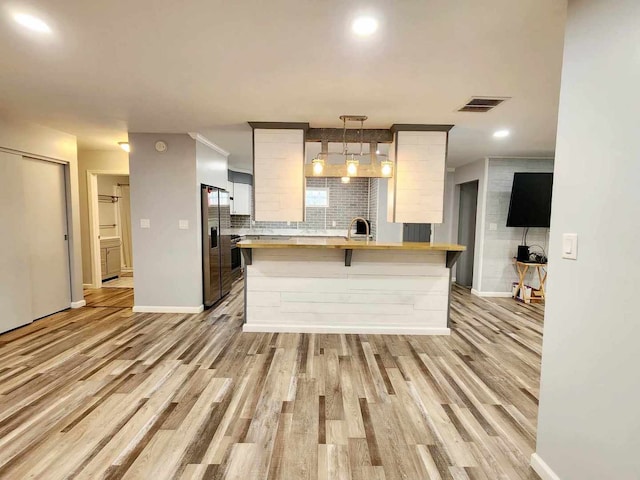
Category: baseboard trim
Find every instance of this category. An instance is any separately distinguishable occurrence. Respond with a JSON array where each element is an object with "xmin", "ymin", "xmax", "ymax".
[
  {"xmin": 132, "ymin": 305, "xmax": 204, "ymax": 314},
  {"xmin": 243, "ymin": 324, "xmax": 451, "ymax": 335},
  {"xmin": 70, "ymin": 300, "xmax": 86, "ymax": 309},
  {"xmin": 530, "ymin": 453, "xmax": 561, "ymax": 480},
  {"xmin": 471, "ymin": 289, "xmax": 513, "ymax": 298},
  {"xmin": 82, "ymin": 283, "xmax": 92, "ymax": 288}
]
